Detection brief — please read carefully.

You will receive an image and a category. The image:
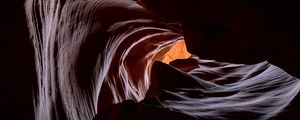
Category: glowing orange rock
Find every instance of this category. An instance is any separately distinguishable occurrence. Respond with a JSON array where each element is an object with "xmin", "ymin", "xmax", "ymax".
[{"xmin": 162, "ymin": 40, "xmax": 191, "ymax": 64}]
